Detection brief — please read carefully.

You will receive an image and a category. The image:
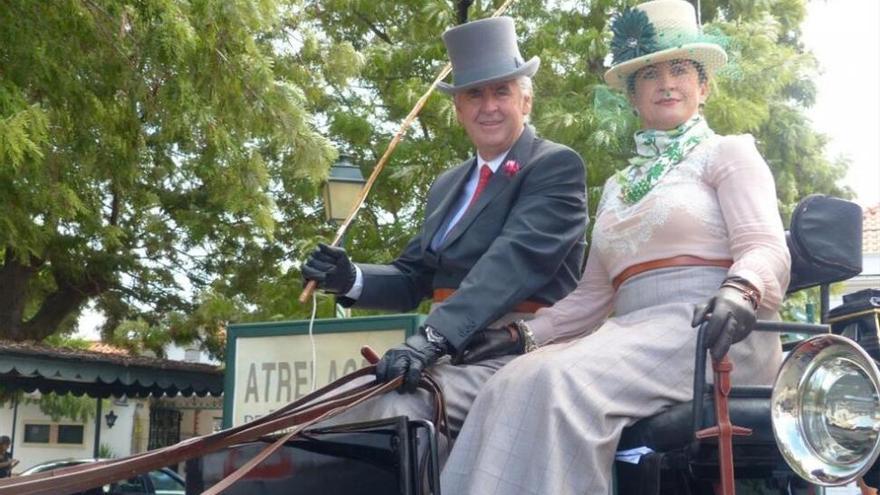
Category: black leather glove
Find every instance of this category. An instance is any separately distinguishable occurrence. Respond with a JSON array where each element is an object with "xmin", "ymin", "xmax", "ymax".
[
  {"xmin": 301, "ymin": 243, "xmax": 357, "ymax": 295},
  {"xmin": 692, "ymin": 285, "xmax": 758, "ymax": 361},
  {"xmin": 376, "ymin": 333, "xmax": 448, "ymax": 393},
  {"xmin": 455, "ymin": 323, "xmax": 533, "ymax": 365}
]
